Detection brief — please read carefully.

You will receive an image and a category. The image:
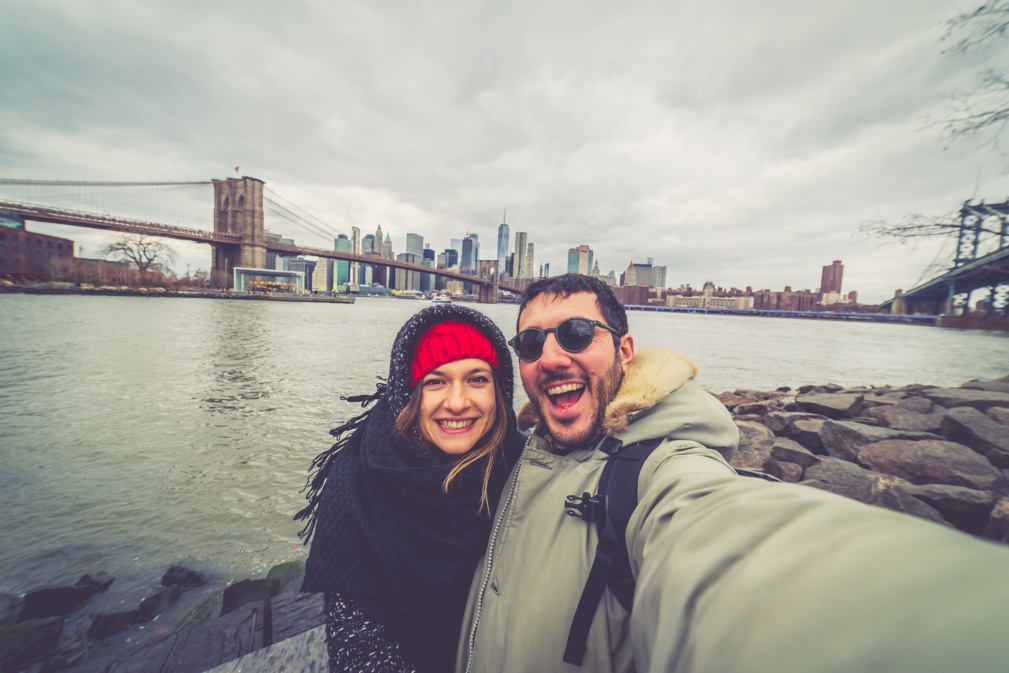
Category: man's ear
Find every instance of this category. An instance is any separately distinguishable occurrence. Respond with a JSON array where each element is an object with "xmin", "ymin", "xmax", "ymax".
[{"xmin": 618, "ymin": 334, "xmax": 634, "ymax": 374}]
